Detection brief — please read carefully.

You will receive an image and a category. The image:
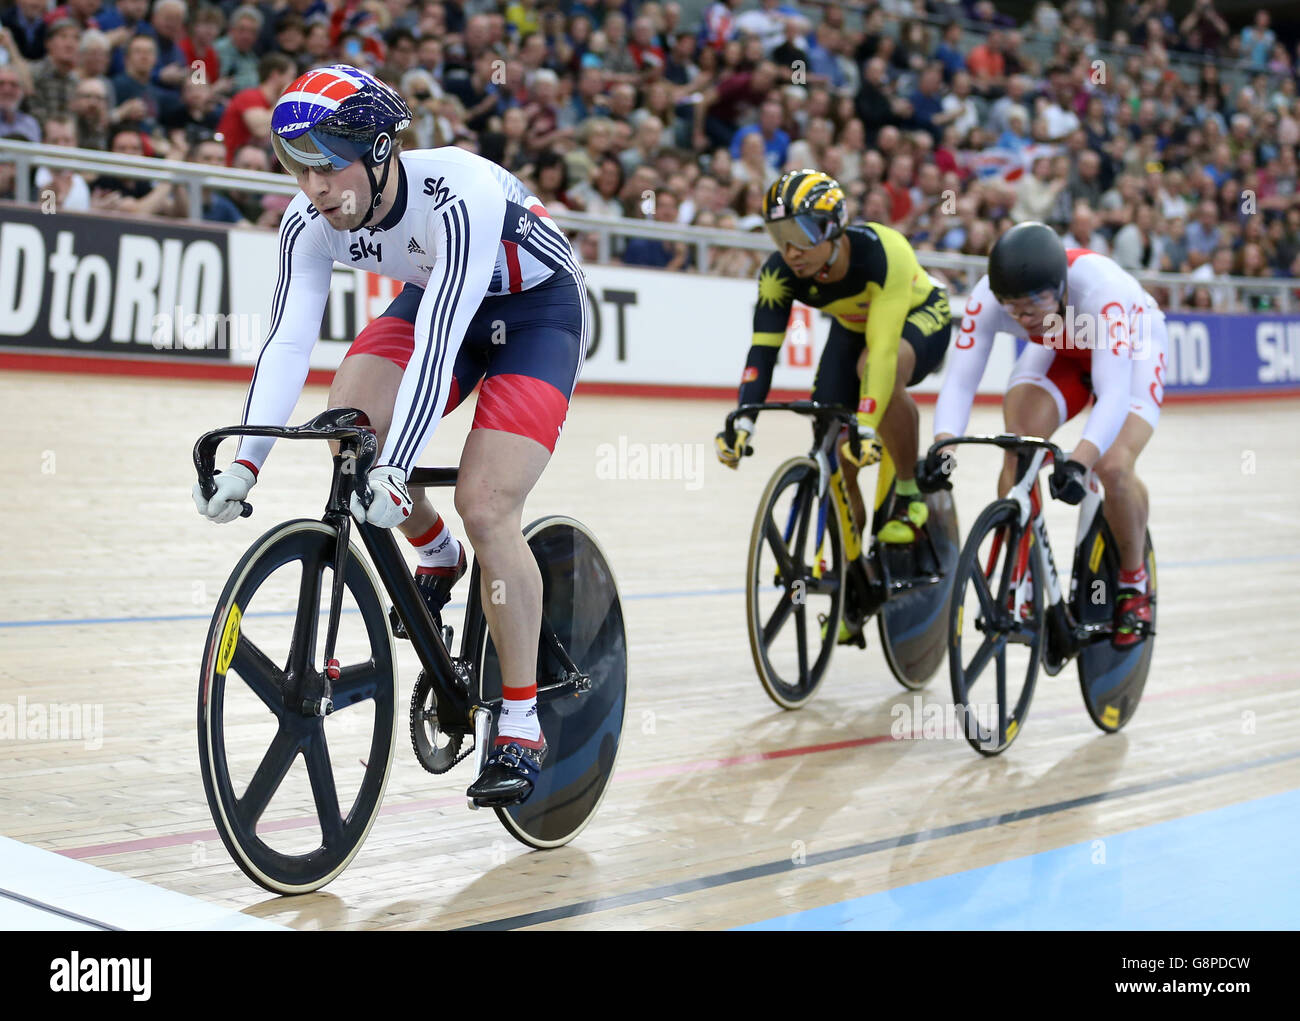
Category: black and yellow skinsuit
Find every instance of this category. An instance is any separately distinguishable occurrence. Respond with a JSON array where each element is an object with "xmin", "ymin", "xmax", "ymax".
[{"xmin": 737, "ymin": 221, "xmax": 952, "ymax": 425}]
